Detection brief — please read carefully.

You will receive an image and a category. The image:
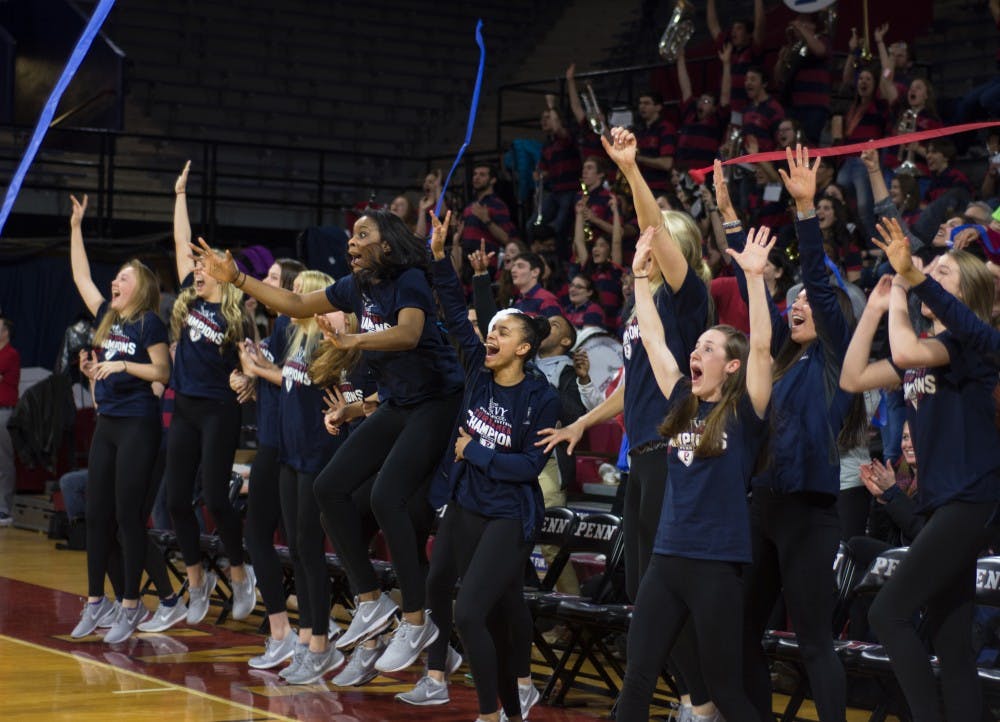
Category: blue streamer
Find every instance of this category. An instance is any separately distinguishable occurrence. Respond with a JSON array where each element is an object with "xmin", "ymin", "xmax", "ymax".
[
  {"xmin": 0, "ymin": 0, "xmax": 117, "ymax": 237},
  {"xmin": 433, "ymin": 19, "xmax": 486, "ymax": 222},
  {"xmin": 823, "ymin": 255, "xmax": 849, "ymax": 293}
]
